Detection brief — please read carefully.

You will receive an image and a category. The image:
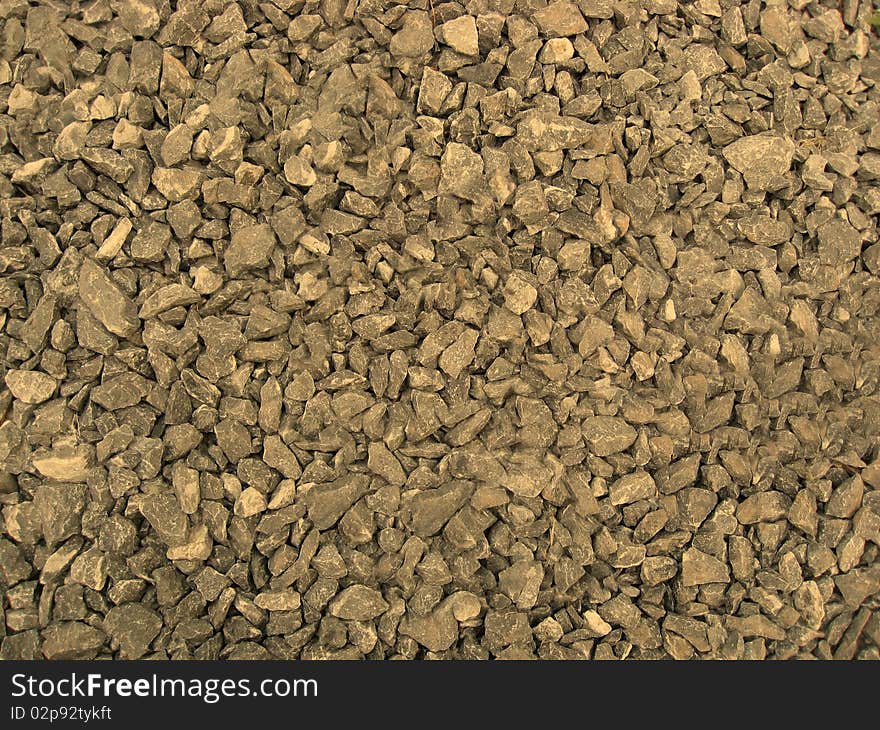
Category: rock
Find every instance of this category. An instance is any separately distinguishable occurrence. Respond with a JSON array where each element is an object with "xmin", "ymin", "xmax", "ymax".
[
  {"xmin": 390, "ymin": 11, "xmax": 433, "ymax": 57},
  {"xmin": 737, "ymin": 215, "xmax": 791, "ymax": 245},
  {"xmin": 725, "ymin": 614, "xmax": 785, "ymax": 641},
  {"xmin": 96, "ymin": 218, "xmax": 133, "ymax": 261},
  {"xmin": 151, "ymin": 167, "xmax": 202, "ymax": 201},
  {"xmin": 539, "ymin": 38, "xmax": 575, "ymax": 64},
  {"xmin": 224, "ymin": 224, "xmax": 276, "ymax": 277},
  {"xmin": 681, "ymin": 548, "xmax": 730, "ymax": 586},
  {"xmin": 41, "ymin": 622, "xmax": 105, "ymax": 660},
  {"xmin": 682, "ymin": 44, "xmax": 727, "ymax": 80},
  {"xmin": 160, "ymin": 124, "xmax": 194, "ymax": 166},
  {"xmin": 583, "ymin": 416, "xmax": 638, "ymax": 456},
  {"xmin": 610, "ymin": 179, "xmax": 658, "ymax": 231},
  {"xmin": 794, "ymin": 581, "xmax": 825, "ymax": 629},
  {"xmin": 287, "ymin": 14, "xmax": 322, "ymax": 42},
  {"xmin": 91, "ymin": 373, "xmax": 150, "ymax": 410},
  {"xmin": 34, "ymin": 483, "xmax": 87, "ymax": 547},
  {"xmin": 835, "ymin": 566, "xmax": 880, "ymax": 608},
  {"xmin": 284, "ymin": 155, "xmax": 317, "ymax": 187},
  {"xmin": 329, "ymin": 585, "xmax": 389, "ymax": 620},
  {"xmin": 254, "ymin": 590, "xmax": 301, "ymax": 611},
  {"xmin": 854, "ymin": 508, "xmax": 880, "ymax": 546},
  {"xmin": 505, "ymin": 456, "xmax": 552, "ymax": 498},
  {"xmin": 4, "ymin": 370, "xmax": 56, "ymax": 404},
  {"xmin": 418, "ymin": 67, "xmax": 453, "ymax": 115},
  {"xmin": 826, "ymin": 475, "xmax": 864, "ymax": 519},
  {"xmin": 438, "ymin": 142, "xmax": 485, "ymax": 201},
  {"xmin": 609, "ymin": 471, "xmax": 657, "ymax": 506},
  {"xmin": 130, "ymin": 222, "xmax": 172, "ymax": 262},
  {"xmin": 641, "ymin": 556, "xmax": 678, "ymax": 586},
  {"xmin": 438, "ymin": 328, "xmax": 479, "ymax": 379},
  {"xmin": 140, "ymin": 492, "xmax": 189, "ymax": 547},
  {"xmin": 534, "ymin": 2, "xmax": 588, "ymax": 36},
  {"xmin": 40, "ymin": 539, "xmax": 84, "ymax": 585},
  {"xmin": 817, "ymin": 218, "xmax": 862, "ymax": 265},
  {"xmin": 103, "ymin": 604, "xmax": 162, "ymax": 659},
  {"xmin": 165, "ymin": 525, "xmax": 211, "ymax": 561},
  {"xmin": 582, "ymin": 609, "xmax": 612, "ymax": 637},
  {"xmin": 139, "ymin": 283, "xmax": 201, "ymax": 319},
  {"xmin": 447, "ymin": 591, "xmax": 482, "ymax": 622},
  {"xmin": 498, "ymin": 560, "xmax": 544, "ymax": 609},
  {"xmin": 110, "ymin": 0, "xmax": 160, "ymax": 38},
  {"xmin": 722, "ymin": 134, "xmax": 795, "ymax": 190},
  {"xmin": 504, "ymin": 273, "xmax": 538, "ymax": 314},
  {"xmin": 304, "ymin": 477, "xmax": 365, "ymax": 530},
  {"xmin": 32, "ymin": 443, "xmax": 92, "ymax": 482},
  {"xmin": 78, "ymin": 258, "xmax": 140, "ymax": 338},
  {"xmin": 54, "ymin": 121, "xmax": 90, "ymax": 160},
  {"xmin": 736, "ymin": 491, "xmax": 791, "ymax": 524},
  {"xmin": 516, "ymin": 112, "xmax": 592, "ymax": 151},
  {"xmin": 171, "ymin": 464, "xmax": 200, "ymax": 515},
  {"xmin": 512, "ymin": 181, "xmax": 549, "ymax": 225},
  {"xmin": 409, "ymin": 481, "xmax": 472, "ymax": 537},
  {"xmin": 438, "ymin": 16, "xmax": 479, "ymax": 56},
  {"xmin": 215, "ymin": 418, "xmax": 252, "ymax": 462},
  {"xmin": 760, "ymin": 7, "xmax": 792, "ymax": 52},
  {"xmin": 263, "ymin": 435, "xmax": 301, "ymax": 479},
  {"xmin": 367, "ymin": 442, "xmax": 406, "ymax": 486},
  {"xmin": 234, "ymin": 487, "xmax": 267, "ymax": 517},
  {"xmin": 724, "ymin": 287, "xmax": 778, "ymax": 335},
  {"xmin": 399, "ymin": 604, "xmax": 459, "ymax": 652},
  {"xmin": 80, "ymin": 149, "xmax": 133, "ymax": 183},
  {"xmin": 620, "ymin": 68, "xmax": 659, "ymax": 94}
]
